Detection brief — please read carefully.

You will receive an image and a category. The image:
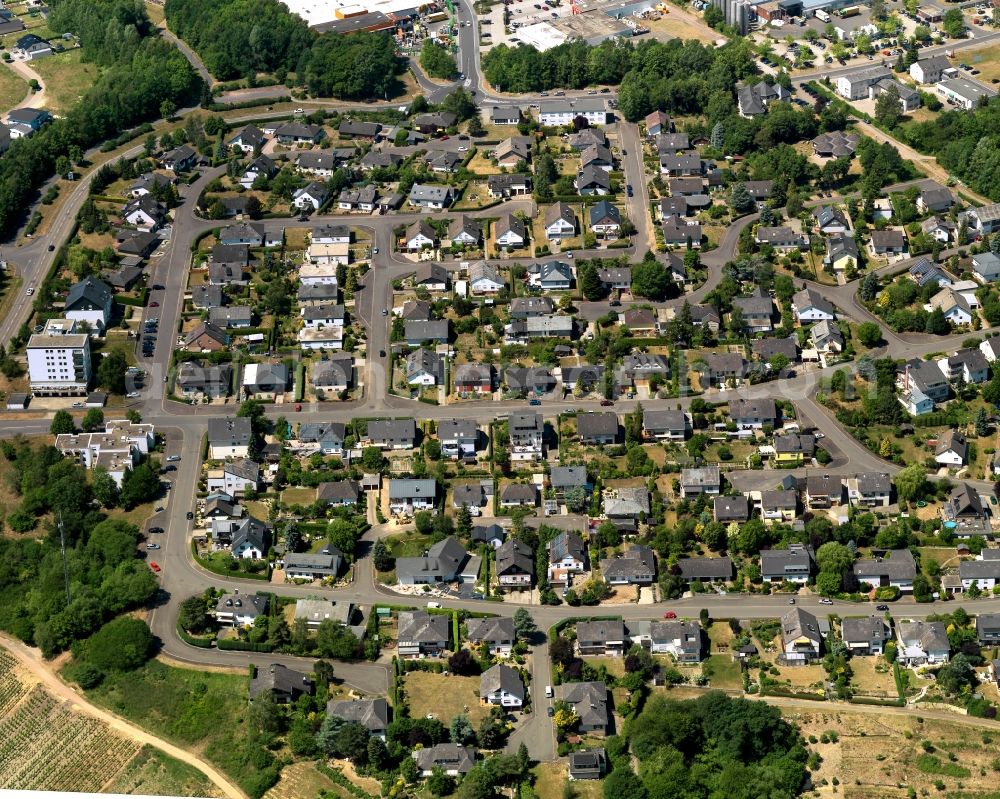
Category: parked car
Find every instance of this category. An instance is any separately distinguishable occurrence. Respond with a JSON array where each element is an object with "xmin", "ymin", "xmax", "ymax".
[
  {"xmin": 145, "ymin": 543, "xmax": 160, "ymax": 550},
  {"xmin": 148, "ymin": 526, "xmax": 164, "ymax": 534},
  {"xmin": 186, "ymin": 511, "xmax": 194, "ymax": 520},
  {"xmin": 166, "ymin": 455, "xmax": 181, "ymax": 462},
  {"xmin": 149, "ymin": 562, "xmax": 161, "ymax": 572},
  {"xmin": 663, "ymin": 611, "xmax": 677, "ymax": 619},
  {"xmin": 528, "ymin": 398, "xmax": 541, "ymax": 405}
]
